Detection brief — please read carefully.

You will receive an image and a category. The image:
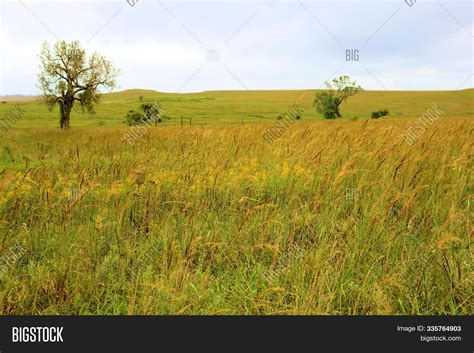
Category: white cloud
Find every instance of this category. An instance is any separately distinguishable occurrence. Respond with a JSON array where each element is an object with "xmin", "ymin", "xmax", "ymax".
[{"xmin": 0, "ymin": 0, "xmax": 472, "ymax": 94}]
